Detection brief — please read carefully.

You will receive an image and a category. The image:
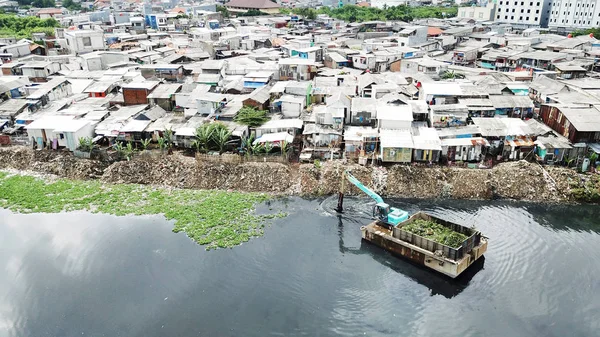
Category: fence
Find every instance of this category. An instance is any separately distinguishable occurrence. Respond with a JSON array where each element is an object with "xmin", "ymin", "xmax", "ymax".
[
  {"xmin": 195, "ymin": 153, "xmax": 289, "ymax": 164},
  {"xmin": 392, "ymin": 213, "xmax": 481, "ymax": 261}
]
